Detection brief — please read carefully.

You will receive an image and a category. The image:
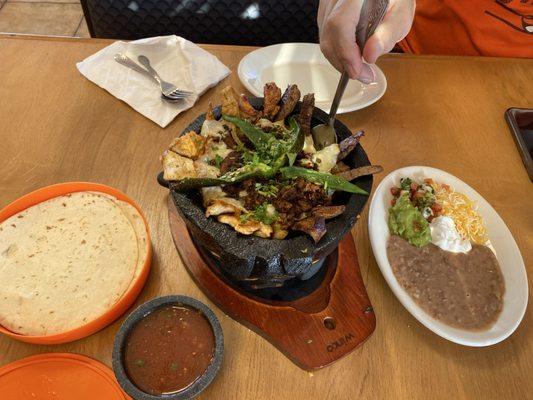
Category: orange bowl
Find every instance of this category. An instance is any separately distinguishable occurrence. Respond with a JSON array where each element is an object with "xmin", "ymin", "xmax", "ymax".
[{"xmin": 0, "ymin": 182, "xmax": 152, "ymax": 345}]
